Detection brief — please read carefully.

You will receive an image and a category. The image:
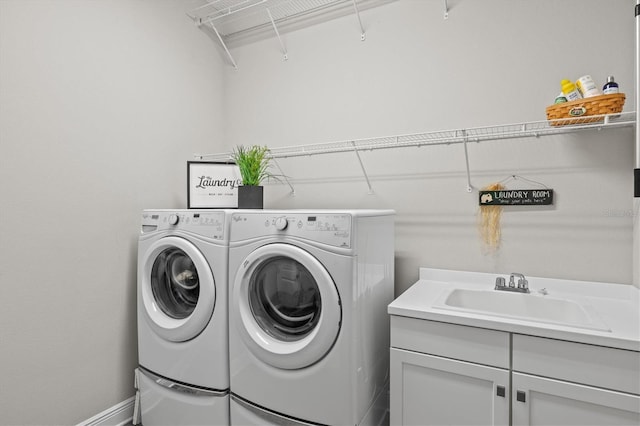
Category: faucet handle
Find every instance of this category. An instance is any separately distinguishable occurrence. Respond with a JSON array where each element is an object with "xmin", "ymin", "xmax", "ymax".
[
  {"xmin": 495, "ymin": 277, "xmax": 506, "ymax": 289},
  {"xmin": 517, "ymin": 277, "xmax": 529, "ymax": 289},
  {"xmin": 517, "ymin": 277, "xmax": 530, "ymax": 293}
]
